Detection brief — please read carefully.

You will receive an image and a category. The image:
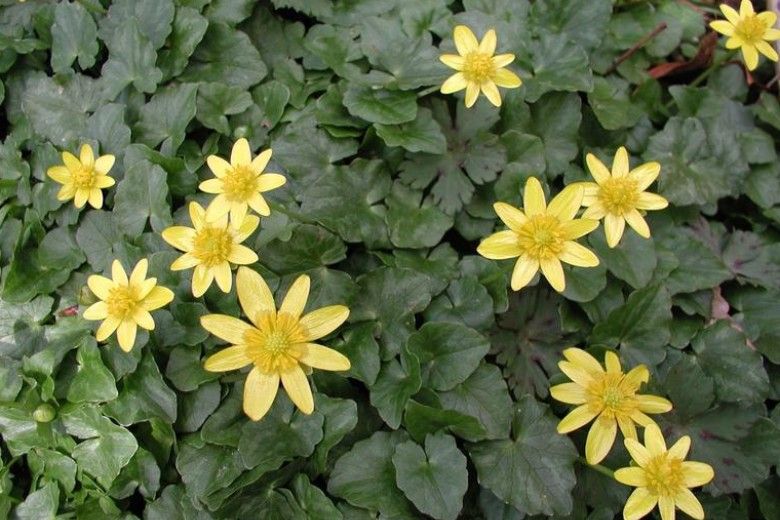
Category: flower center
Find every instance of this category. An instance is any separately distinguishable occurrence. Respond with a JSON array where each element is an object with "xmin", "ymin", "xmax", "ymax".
[
  {"xmin": 463, "ymin": 52, "xmax": 495, "ymax": 83},
  {"xmin": 599, "ymin": 177, "xmax": 639, "ymax": 216},
  {"xmin": 72, "ymin": 166, "xmax": 96, "ymax": 189},
  {"xmin": 222, "ymin": 165, "xmax": 258, "ymax": 202},
  {"xmin": 192, "ymin": 226, "xmax": 233, "ymax": 267},
  {"xmin": 736, "ymin": 15, "xmax": 767, "ymax": 44},
  {"xmin": 106, "ymin": 286, "xmax": 137, "ymax": 319},
  {"xmin": 244, "ymin": 312, "xmax": 308, "ymax": 374},
  {"xmin": 586, "ymin": 372, "xmax": 637, "ymax": 419},
  {"xmin": 644, "ymin": 455, "xmax": 685, "ymax": 497},
  {"xmin": 516, "ymin": 215, "xmax": 565, "ymax": 260}
]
